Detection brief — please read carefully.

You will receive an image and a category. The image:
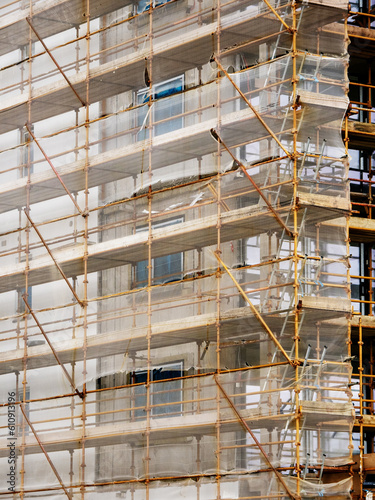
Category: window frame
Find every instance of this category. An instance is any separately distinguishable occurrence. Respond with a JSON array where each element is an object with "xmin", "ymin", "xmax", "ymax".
[
  {"xmin": 133, "ymin": 217, "xmax": 184, "ymax": 287},
  {"xmin": 136, "ymin": 0, "xmax": 177, "ymax": 15},
  {"xmin": 350, "ymin": 241, "xmax": 375, "ymax": 316},
  {"xmin": 13, "ymin": 386, "xmax": 30, "ymax": 437},
  {"xmin": 16, "ymin": 285, "xmax": 32, "ymax": 315},
  {"xmin": 132, "ymin": 361, "xmax": 183, "ymax": 419},
  {"xmin": 136, "ymin": 75, "xmax": 184, "ymax": 140}
]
